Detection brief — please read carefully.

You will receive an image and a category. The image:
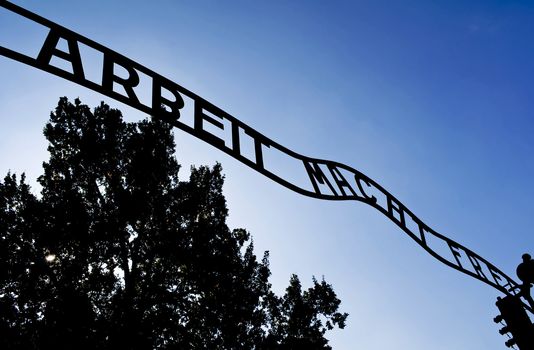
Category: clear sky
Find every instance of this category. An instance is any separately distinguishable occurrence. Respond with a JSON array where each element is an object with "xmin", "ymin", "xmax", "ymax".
[{"xmin": 1, "ymin": 1, "xmax": 534, "ymax": 349}]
